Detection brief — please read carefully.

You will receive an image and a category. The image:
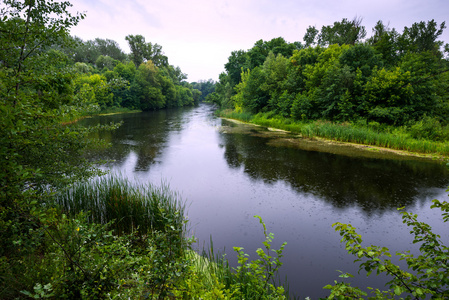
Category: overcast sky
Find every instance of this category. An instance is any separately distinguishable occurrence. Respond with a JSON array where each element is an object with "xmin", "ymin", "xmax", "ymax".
[{"xmin": 69, "ymin": 0, "xmax": 449, "ymax": 82}]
